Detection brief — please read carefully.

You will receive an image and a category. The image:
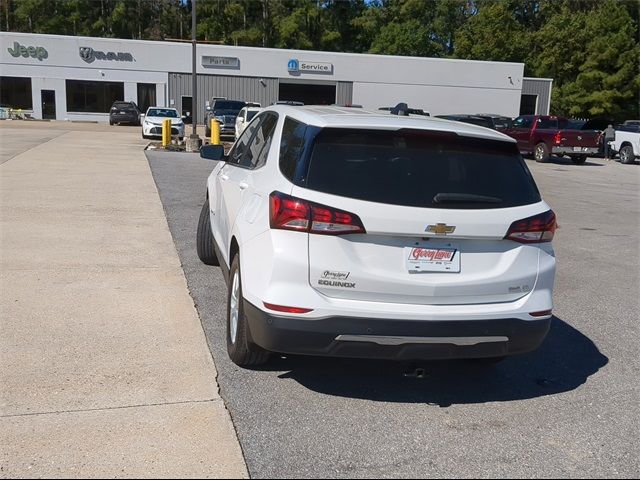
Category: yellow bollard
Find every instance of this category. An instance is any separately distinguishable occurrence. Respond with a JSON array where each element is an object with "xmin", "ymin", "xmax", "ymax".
[
  {"xmin": 162, "ymin": 118, "xmax": 171, "ymax": 147},
  {"xmin": 210, "ymin": 118, "xmax": 221, "ymax": 145}
]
